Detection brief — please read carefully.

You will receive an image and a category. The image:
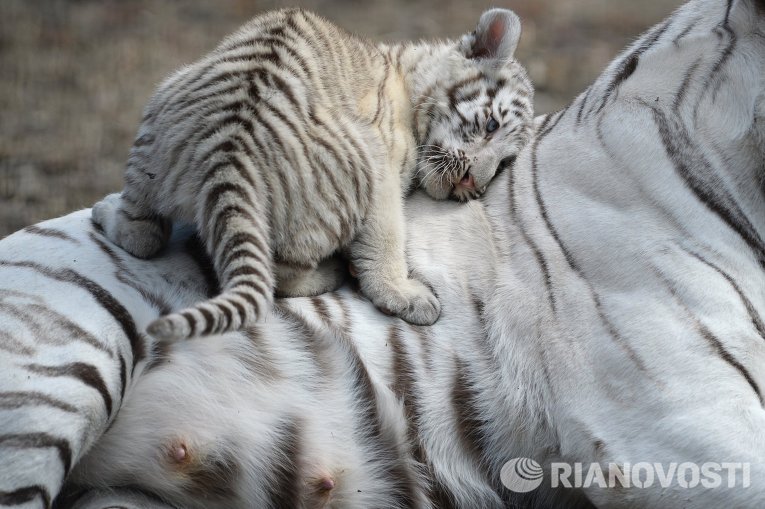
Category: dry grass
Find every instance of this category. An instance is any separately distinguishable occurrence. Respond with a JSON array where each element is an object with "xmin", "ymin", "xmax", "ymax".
[{"xmin": 0, "ymin": 0, "xmax": 683, "ymax": 236}]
